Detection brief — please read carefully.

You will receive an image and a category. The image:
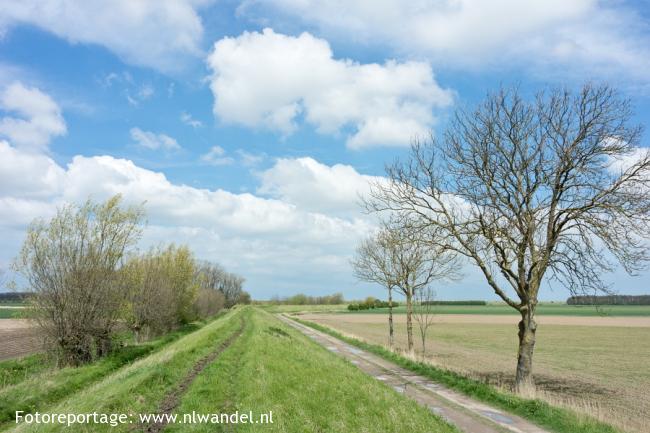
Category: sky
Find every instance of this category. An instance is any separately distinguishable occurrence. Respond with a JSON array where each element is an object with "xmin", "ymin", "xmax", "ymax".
[{"xmin": 1, "ymin": 0, "xmax": 649, "ymax": 301}]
